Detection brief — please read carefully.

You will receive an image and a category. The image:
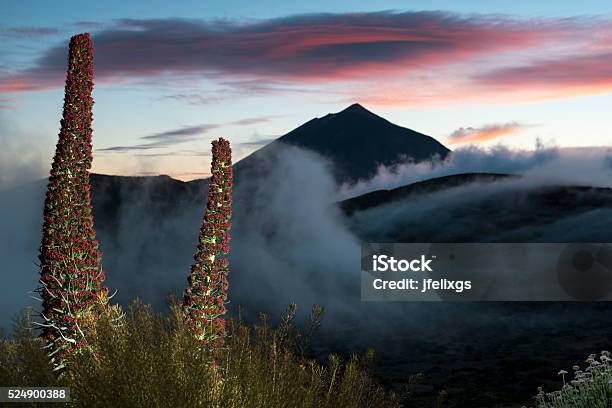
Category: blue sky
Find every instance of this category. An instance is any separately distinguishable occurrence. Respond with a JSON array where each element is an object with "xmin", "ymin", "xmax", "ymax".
[
  {"xmin": 6, "ymin": 0, "xmax": 612, "ymax": 21},
  {"xmin": 2, "ymin": 1, "xmax": 612, "ymax": 182}
]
